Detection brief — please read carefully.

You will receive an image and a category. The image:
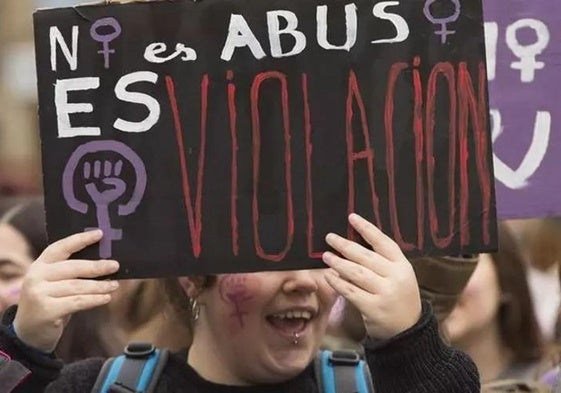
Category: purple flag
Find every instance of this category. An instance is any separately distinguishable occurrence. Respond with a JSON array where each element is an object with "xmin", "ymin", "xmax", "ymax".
[{"xmin": 485, "ymin": 0, "xmax": 561, "ymax": 218}]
